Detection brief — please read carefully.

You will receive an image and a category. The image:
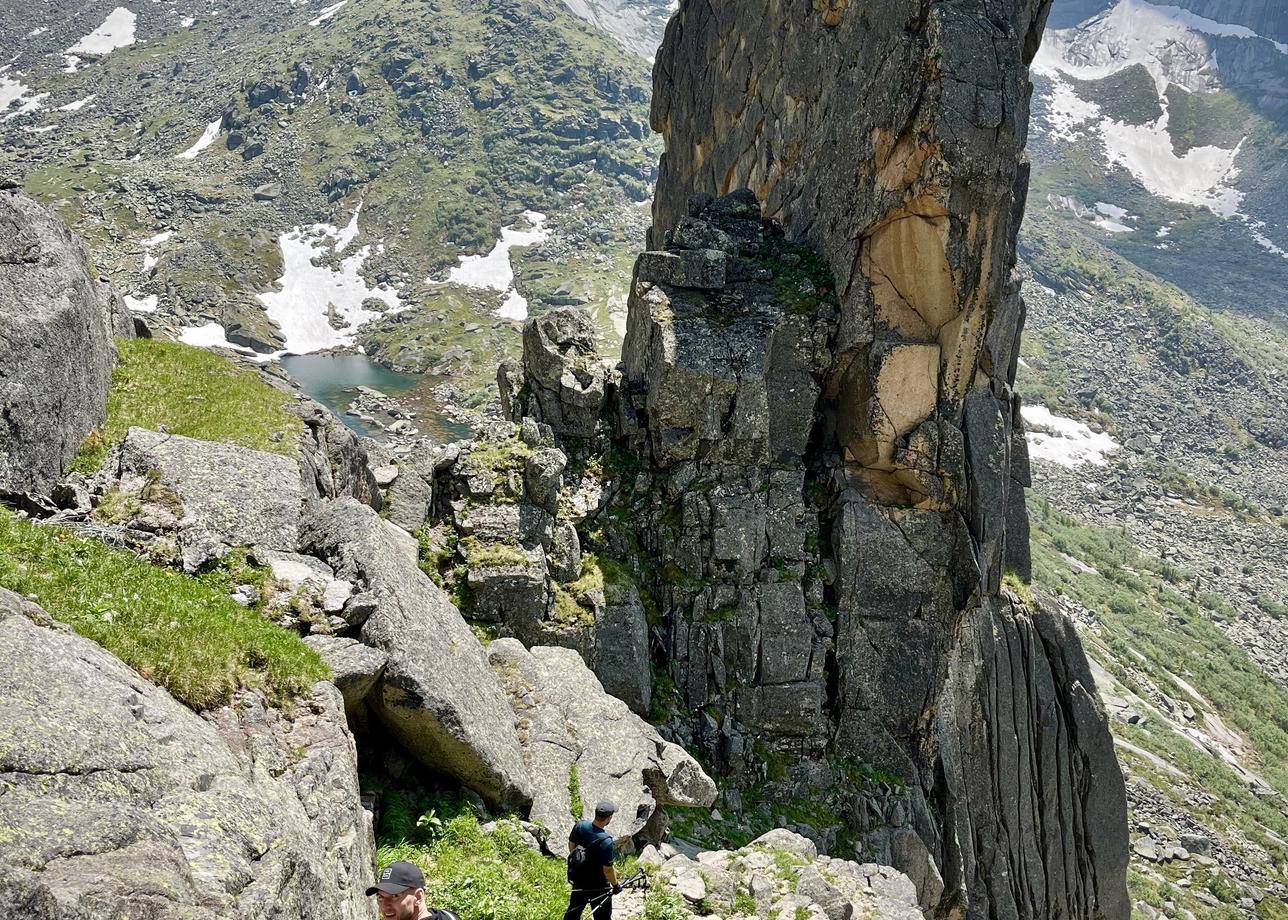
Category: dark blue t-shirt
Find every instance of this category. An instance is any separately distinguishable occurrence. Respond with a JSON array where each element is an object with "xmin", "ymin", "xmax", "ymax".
[{"xmin": 569, "ymin": 820, "xmax": 614, "ymax": 871}]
